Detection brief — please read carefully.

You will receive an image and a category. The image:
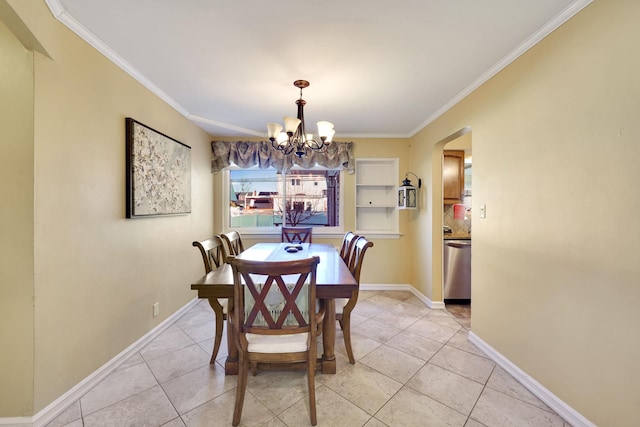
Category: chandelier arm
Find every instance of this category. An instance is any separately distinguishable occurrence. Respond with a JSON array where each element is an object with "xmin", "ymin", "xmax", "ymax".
[
  {"xmin": 306, "ymin": 139, "xmax": 325, "ymax": 150},
  {"xmin": 271, "ymin": 139, "xmax": 295, "ymax": 155}
]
